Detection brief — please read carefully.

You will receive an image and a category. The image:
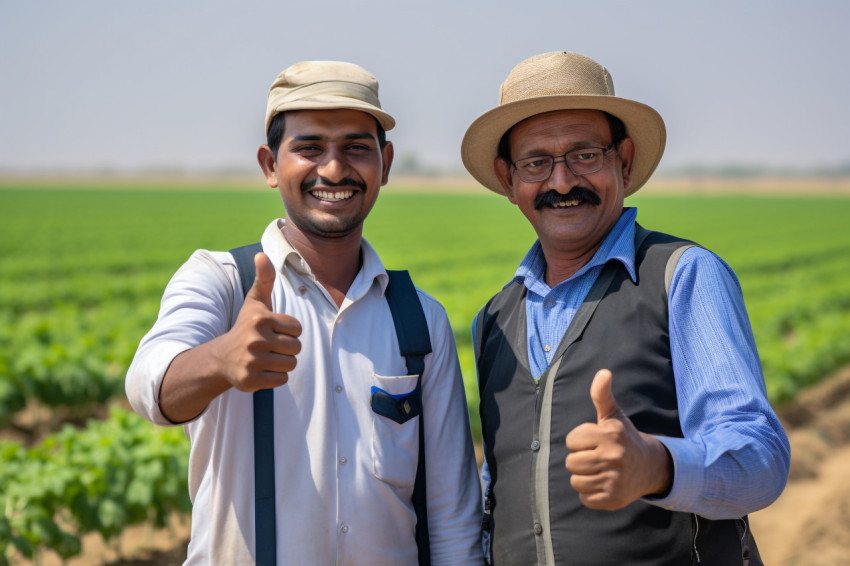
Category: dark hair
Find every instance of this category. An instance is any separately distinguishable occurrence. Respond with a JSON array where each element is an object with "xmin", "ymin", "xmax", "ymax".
[
  {"xmin": 266, "ymin": 112, "xmax": 388, "ymax": 157},
  {"xmin": 496, "ymin": 110, "xmax": 627, "ymax": 163}
]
